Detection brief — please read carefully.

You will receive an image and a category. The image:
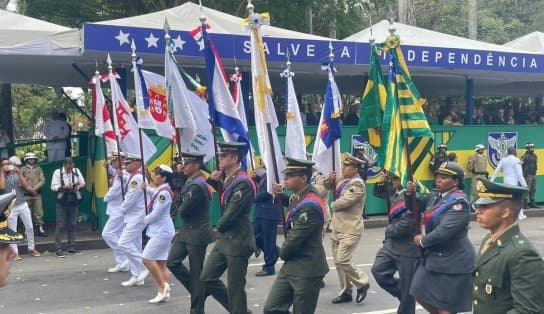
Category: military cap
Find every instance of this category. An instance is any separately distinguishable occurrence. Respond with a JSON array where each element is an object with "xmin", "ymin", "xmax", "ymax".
[
  {"xmin": 23, "ymin": 152, "xmax": 38, "ymax": 162},
  {"xmin": 179, "ymin": 152, "xmax": 205, "ymax": 164},
  {"xmin": 343, "ymin": 153, "xmax": 365, "ymax": 169},
  {"xmin": 283, "ymin": 157, "xmax": 314, "ymax": 176},
  {"xmin": 435, "ymin": 161, "xmax": 464, "ymax": 179},
  {"xmin": 525, "ymin": 142, "xmax": 535, "ymax": 148},
  {"xmin": 474, "ymin": 179, "xmax": 528, "ymax": 206},
  {"xmin": 110, "ymin": 151, "xmax": 127, "ymax": 160},
  {"xmin": 0, "ymin": 191, "xmax": 25, "ymax": 244},
  {"xmin": 154, "ymin": 164, "xmax": 173, "ymax": 175},
  {"xmin": 123, "ymin": 152, "xmax": 142, "ymax": 163},
  {"xmin": 474, "ymin": 144, "xmax": 485, "ymax": 151},
  {"xmin": 217, "ymin": 142, "xmax": 246, "ymax": 155},
  {"xmin": 438, "ymin": 143, "xmax": 447, "ymax": 149}
]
